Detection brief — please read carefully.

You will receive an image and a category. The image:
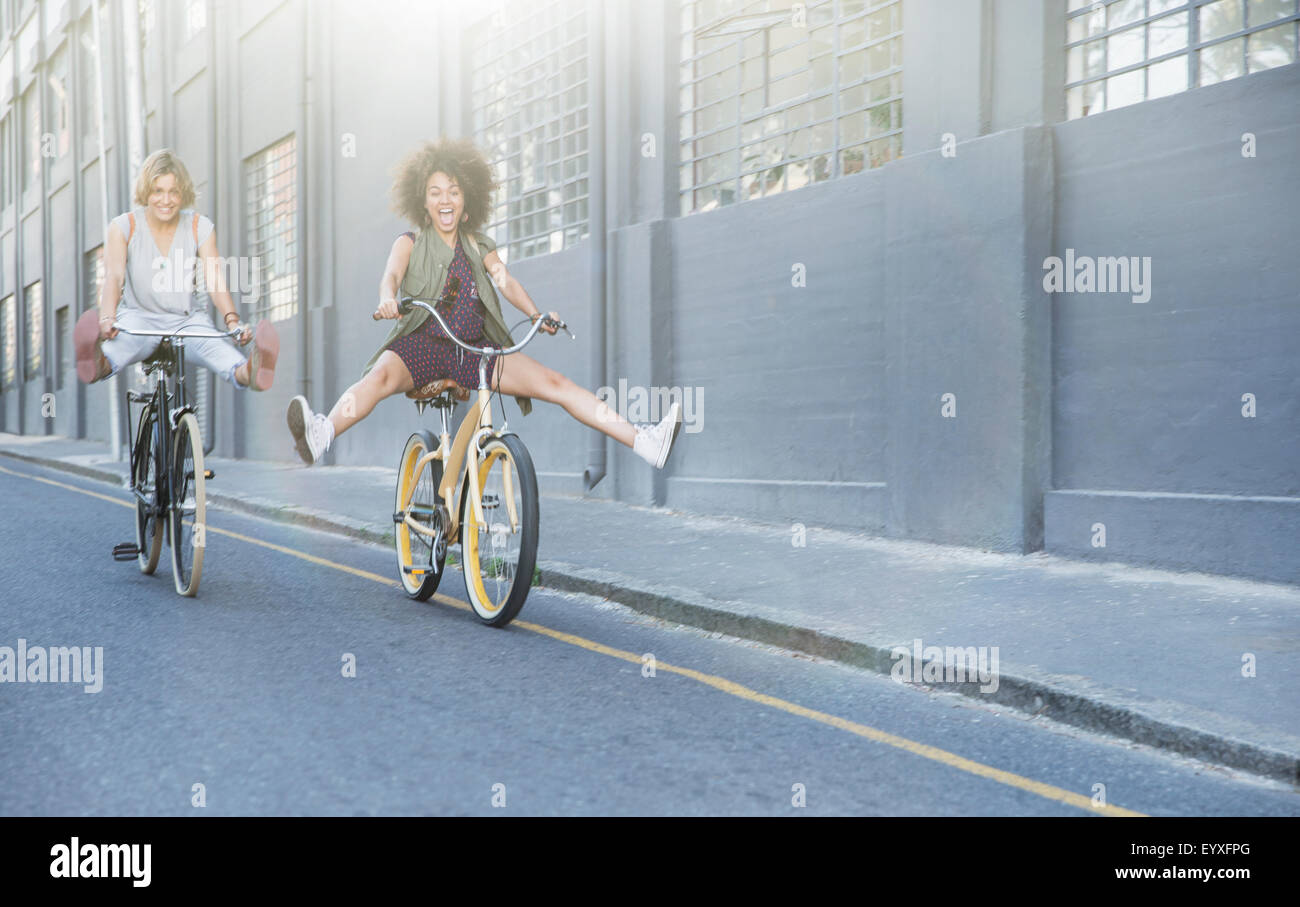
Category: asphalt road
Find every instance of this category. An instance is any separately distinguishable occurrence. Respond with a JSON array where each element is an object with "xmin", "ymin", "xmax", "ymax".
[{"xmin": 1, "ymin": 459, "xmax": 1296, "ymax": 816}]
